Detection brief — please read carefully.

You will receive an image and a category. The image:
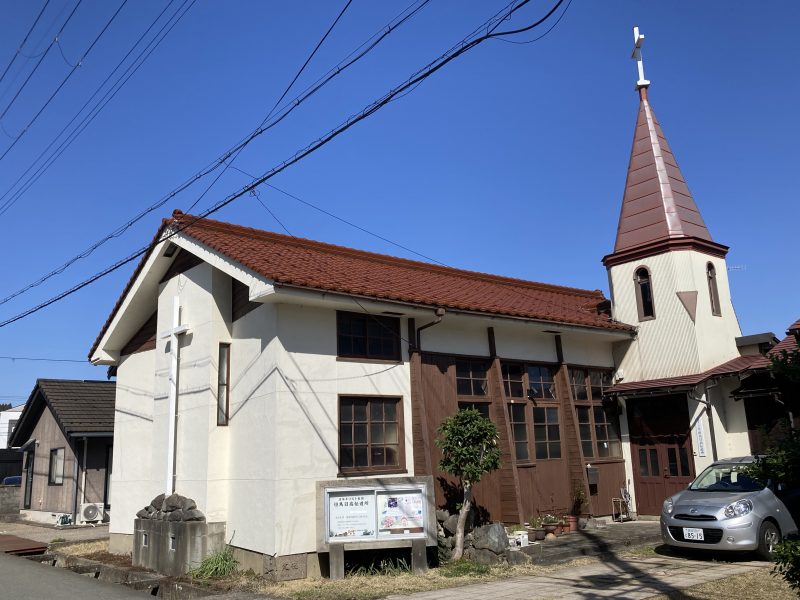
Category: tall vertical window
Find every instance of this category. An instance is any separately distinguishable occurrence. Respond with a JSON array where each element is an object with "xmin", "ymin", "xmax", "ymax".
[
  {"xmin": 573, "ymin": 369, "xmax": 621, "ymax": 459},
  {"xmin": 48, "ymin": 448, "xmax": 64, "ymax": 485},
  {"xmin": 339, "ymin": 396, "xmax": 402, "ymax": 474},
  {"xmin": 501, "ymin": 363, "xmax": 524, "ymax": 398},
  {"xmin": 217, "ymin": 344, "xmax": 230, "ymax": 426},
  {"xmin": 635, "ymin": 267, "xmax": 655, "ymax": 320},
  {"xmin": 507, "ymin": 403, "xmax": 529, "ymax": 461},
  {"xmin": 527, "ymin": 365, "xmax": 556, "ymax": 400},
  {"xmin": 707, "ymin": 263, "xmax": 721, "ymax": 316},
  {"xmin": 533, "ymin": 406, "xmax": 561, "ymax": 459}
]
